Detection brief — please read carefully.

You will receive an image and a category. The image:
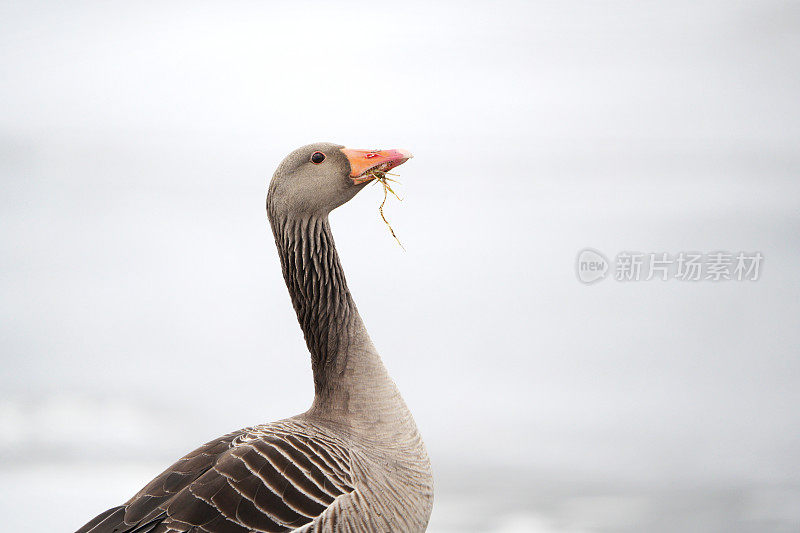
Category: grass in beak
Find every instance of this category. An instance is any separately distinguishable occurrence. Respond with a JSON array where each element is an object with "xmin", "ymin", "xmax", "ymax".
[{"xmin": 365, "ymin": 170, "xmax": 405, "ymax": 250}]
